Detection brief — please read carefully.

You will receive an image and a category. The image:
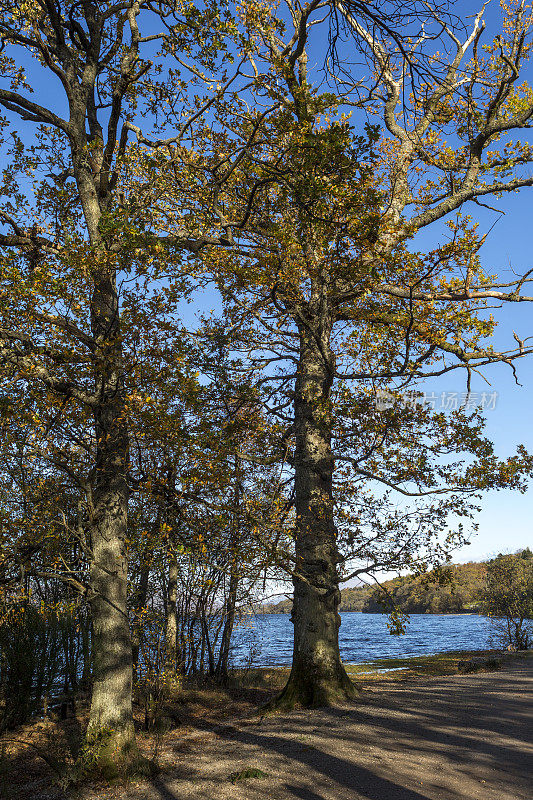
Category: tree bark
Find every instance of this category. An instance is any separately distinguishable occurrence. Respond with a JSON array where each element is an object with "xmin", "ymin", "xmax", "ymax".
[
  {"xmin": 131, "ymin": 544, "xmax": 152, "ymax": 683},
  {"xmin": 81, "ymin": 268, "xmax": 151, "ymax": 777},
  {"xmin": 215, "ymin": 570, "xmax": 238, "ymax": 680},
  {"xmin": 165, "ymin": 547, "xmax": 181, "ymax": 681},
  {"xmin": 215, "ymin": 456, "xmax": 241, "ymax": 681},
  {"xmin": 270, "ymin": 322, "xmax": 358, "ymax": 709},
  {"xmin": 85, "ymin": 403, "xmax": 142, "ymax": 776},
  {"xmin": 200, "ymin": 600, "xmax": 216, "ymax": 676},
  {"xmin": 80, "ymin": 616, "xmax": 92, "ymax": 692}
]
